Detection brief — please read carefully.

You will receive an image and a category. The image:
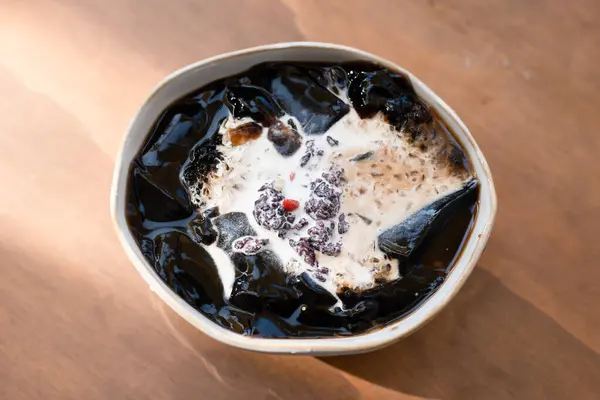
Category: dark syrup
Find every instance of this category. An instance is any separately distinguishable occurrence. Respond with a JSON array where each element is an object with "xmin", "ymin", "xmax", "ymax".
[{"xmin": 125, "ymin": 61, "xmax": 479, "ymax": 338}]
